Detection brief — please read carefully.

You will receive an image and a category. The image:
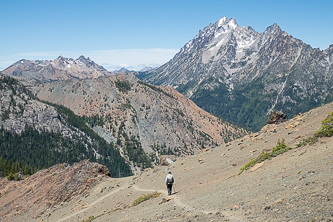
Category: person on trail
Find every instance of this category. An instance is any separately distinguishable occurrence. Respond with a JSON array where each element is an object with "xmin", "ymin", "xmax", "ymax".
[{"xmin": 165, "ymin": 172, "xmax": 174, "ymax": 195}]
